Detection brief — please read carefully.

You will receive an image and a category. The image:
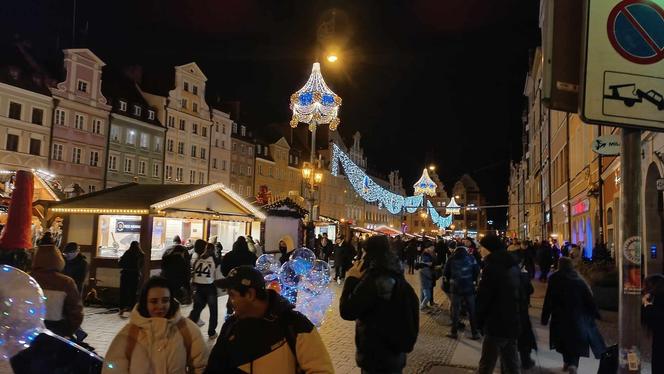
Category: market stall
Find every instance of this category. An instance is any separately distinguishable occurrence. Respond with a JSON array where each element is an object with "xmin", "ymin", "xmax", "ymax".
[{"xmin": 47, "ymin": 183, "xmax": 265, "ymax": 303}]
